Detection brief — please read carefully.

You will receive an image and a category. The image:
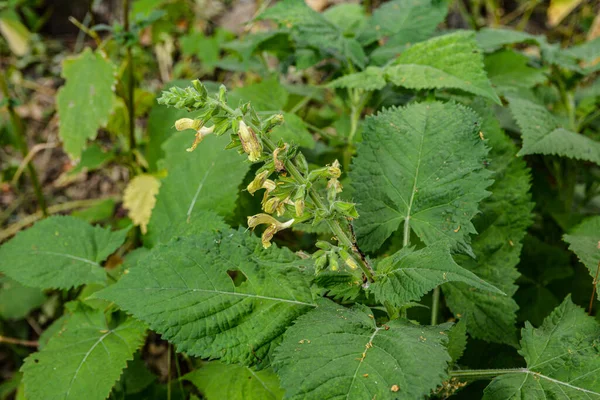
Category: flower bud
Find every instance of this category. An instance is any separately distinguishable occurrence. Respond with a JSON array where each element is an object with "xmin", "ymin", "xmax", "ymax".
[
  {"xmin": 294, "ymin": 199, "xmax": 305, "ymax": 217},
  {"xmin": 339, "ymin": 248, "xmax": 359, "ymax": 270},
  {"xmin": 238, "ymin": 120, "xmax": 263, "ymax": 162},
  {"xmin": 247, "ymin": 170, "xmax": 271, "ymax": 195},
  {"xmin": 333, "ymin": 201, "xmax": 359, "ymax": 219},
  {"xmin": 175, "ymin": 118, "xmax": 202, "ymax": 131},
  {"xmin": 315, "ymin": 255, "xmax": 328, "ymax": 272},
  {"xmin": 263, "ymin": 197, "xmax": 280, "ymax": 214},
  {"xmin": 328, "ymin": 160, "xmax": 342, "ymax": 179}
]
